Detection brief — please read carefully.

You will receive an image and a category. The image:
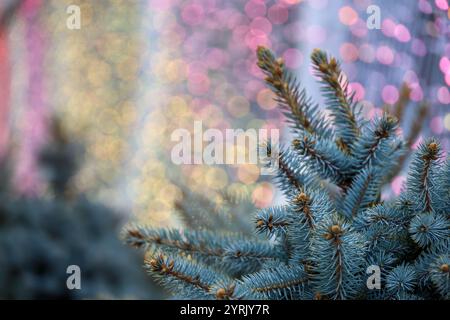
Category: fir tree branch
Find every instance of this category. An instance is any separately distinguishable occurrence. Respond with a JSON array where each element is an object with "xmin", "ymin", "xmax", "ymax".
[
  {"xmin": 213, "ymin": 283, "xmax": 238, "ymax": 300},
  {"xmin": 292, "ymin": 134, "xmax": 351, "ymax": 186},
  {"xmin": 351, "ymin": 113, "xmax": 399, "ymax": 173},
  {"xmin": 414, "ymin": 240, "xmax": 448, "ymax": 290},
  {"xmin": 238, "ymin": 265, "xmax": 312, "ymax": 299},
  {"xmin": 310, "ymin": 215, "xmax": 366, "ymax": 299},
  {"xmin": 310, "ymin": 49, "xmax": 360, "ymax": 153},
  {"xmin": 257, "ymin": 46, "xmax": 330, "ymax": 138},
  {"xmin": 285, "ymin": 193, "xmax": 315, "ymax": 265},
  {"xmin": 438, "ymin": 158, "xmax": 450, "ymax": 209},
  {"xmin": 386, "ymin": 264, "xmax": 417, "ymax": 297},
  {"xmin": 276, "ymin": 147, "xmax": 305, "ymax": 195},
  {"xmin": 353, "ymin": 204, "xmax": 410, "ymax": 256},
  {"xmin": 287, "ymin": 188, "xmax": 334, "ymax": 265},
  {"xmin": 173, "ymin": 188, "xmax": 223, "ymax": 231},
  {"xmin": 124, "ymin": 227, "xmax": 224, "ymax": 257},
  {"xmin": 255, "ymin": 206, "xmax": 290, "ymax": 237},
  {"xmin": 124, "ymin": 47, "xmax": 450, "ymax": 300},
  {"xmin": 406, "ymin": 139, "xmax": 442, "ymax": 213},
  {"xmin": 409, "ymin": 213, "xmax": 449, "ymax": 248},
  {"xmin": 292, "ymin": 192, "xmax": 314, "ymax": 228},
  {"xmin": 405, "ymin": 102, "xmax": 428, "ymax": 148},
  {"xmin": 125, "ymin": 227, "xmax": 280, "ymax": 276},
  {"xmin": 222, "ymin": 242, "xmax": 284, "ymax": 276},
  {"xmin": 148, "ymin": 256, "xmax": 209, "ymax": 291},
  {"xmin": 341, "ymin": 168, "xmax": 382, "ymax": 218},
  {"xmin": 388, "ymin": 83, "xmax": 411, "ymax": 122},
  {"xmin": 429, "ymin": 254, "xmax": 450, "ymax": 299},
  {"xmin": 145, "ymin": 254, "xmax": 224, "ymax": 299},
  {"xmin": 387, "ymin": 102, "xmax": 428, "ymax": 182}
]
